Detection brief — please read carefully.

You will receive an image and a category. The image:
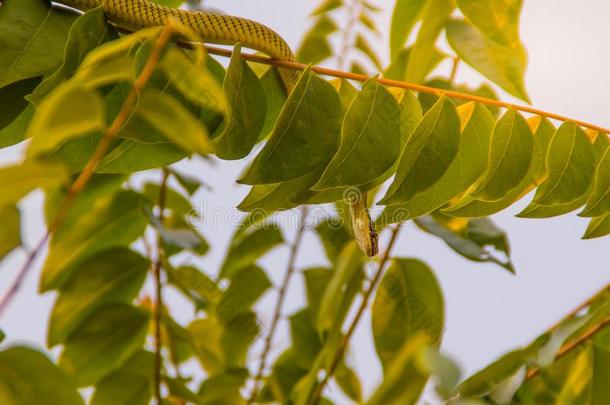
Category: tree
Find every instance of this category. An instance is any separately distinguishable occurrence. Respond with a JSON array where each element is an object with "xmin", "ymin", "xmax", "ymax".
[{"xmin": 0, "ymin": 0, "xmax": 608, "ymax": 404}]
